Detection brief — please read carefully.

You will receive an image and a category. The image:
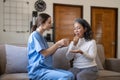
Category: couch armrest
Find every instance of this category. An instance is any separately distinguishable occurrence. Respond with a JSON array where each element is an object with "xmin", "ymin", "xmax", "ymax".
[{"xmin": 105, "ymin": 58, "xmax": 120, "ymax": 72}]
